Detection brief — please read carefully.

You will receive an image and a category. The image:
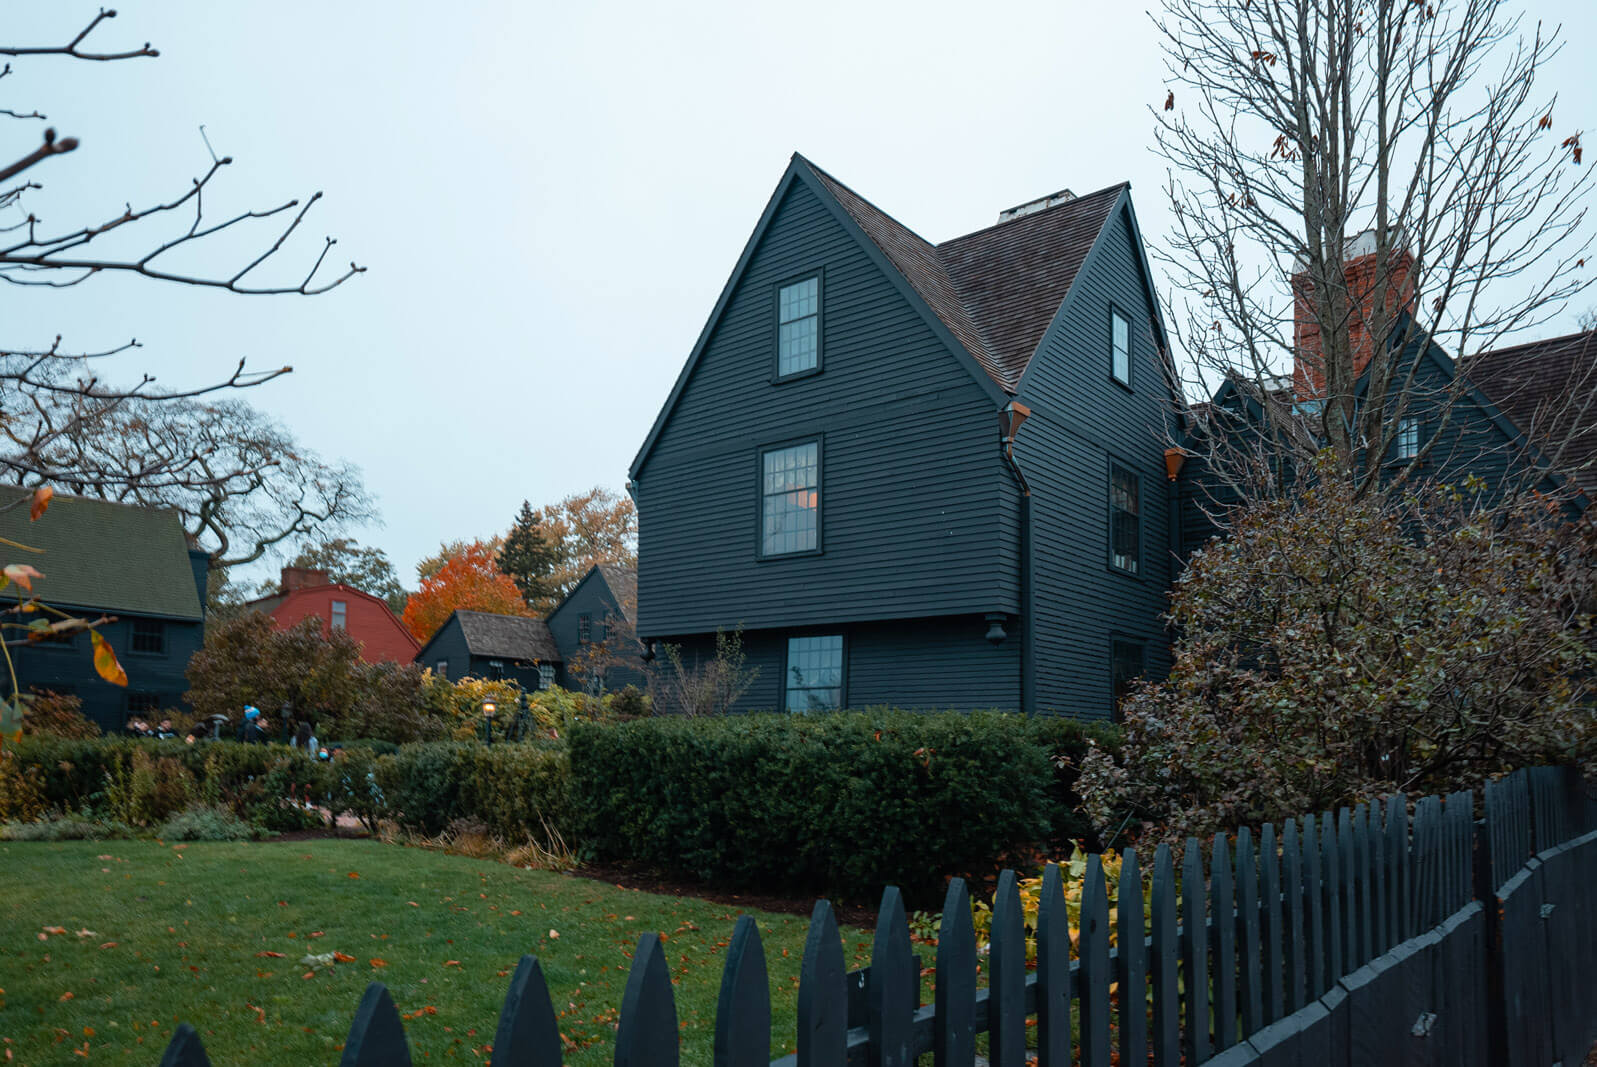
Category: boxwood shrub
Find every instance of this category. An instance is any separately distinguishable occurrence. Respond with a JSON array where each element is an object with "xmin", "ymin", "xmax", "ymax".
[
  {"xmin": 376, "ymin": 741, "xmax": 570, "ymax": 843},
  {"xmin": 568, "ymin": 710, "xmax": 1109, "ymax": 902}
]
